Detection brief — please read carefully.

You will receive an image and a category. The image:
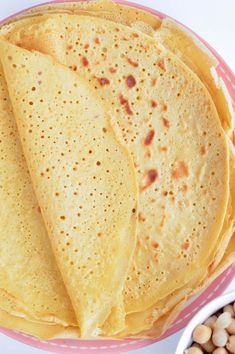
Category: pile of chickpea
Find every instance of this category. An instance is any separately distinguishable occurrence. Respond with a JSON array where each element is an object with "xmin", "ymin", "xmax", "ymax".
[{"xmin": 185, "ymin": 303, "xmax": 235, "ymax": 354}]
